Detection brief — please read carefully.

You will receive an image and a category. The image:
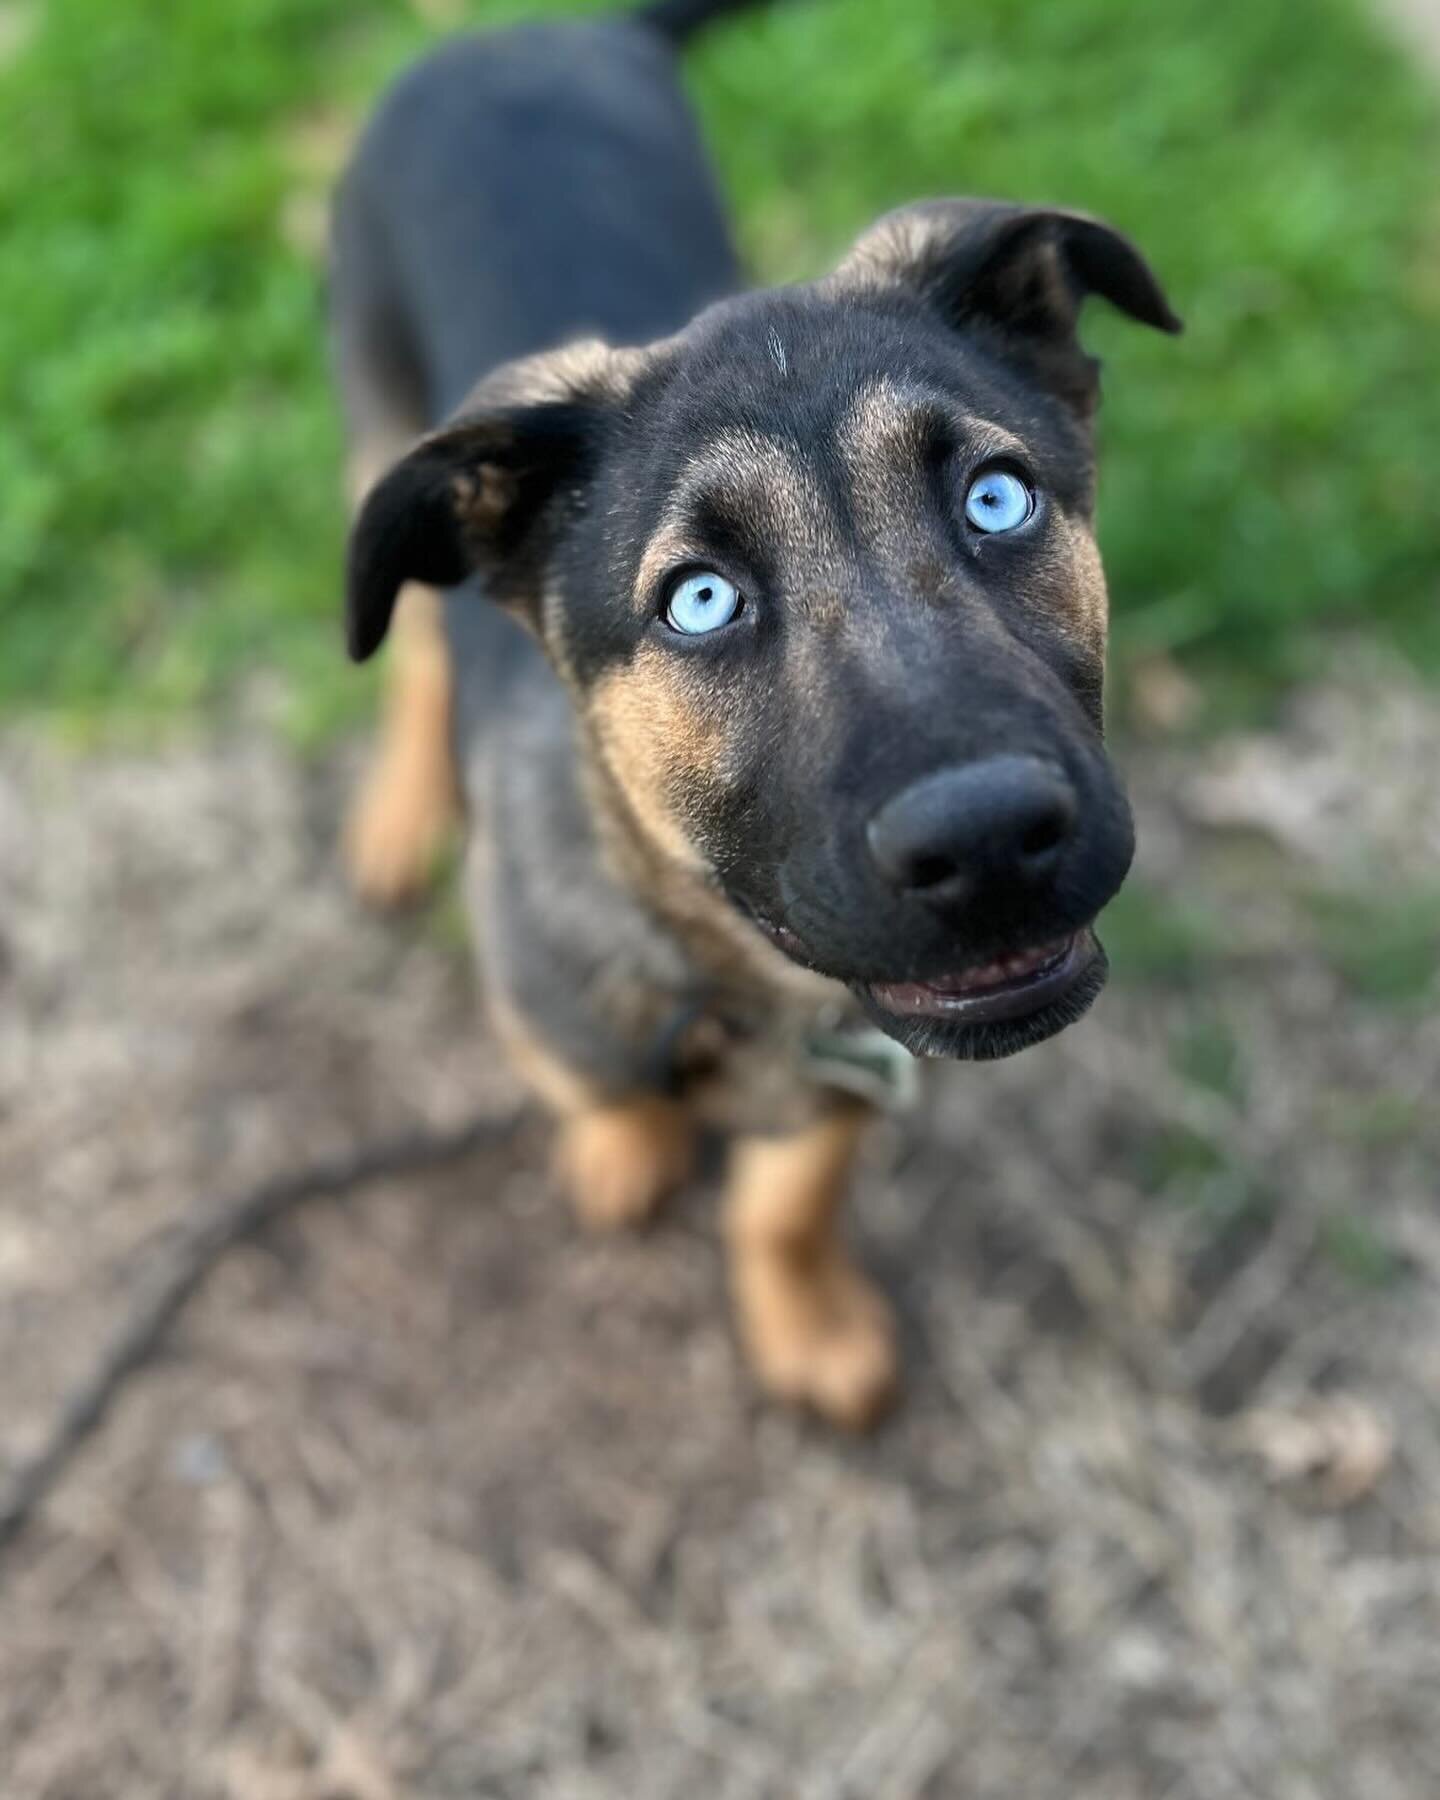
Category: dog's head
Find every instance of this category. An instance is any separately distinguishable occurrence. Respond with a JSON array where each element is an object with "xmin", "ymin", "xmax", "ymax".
[{"xmin": 348, "ymin": 200, "xmax": 1180, "ymax": 1058}]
